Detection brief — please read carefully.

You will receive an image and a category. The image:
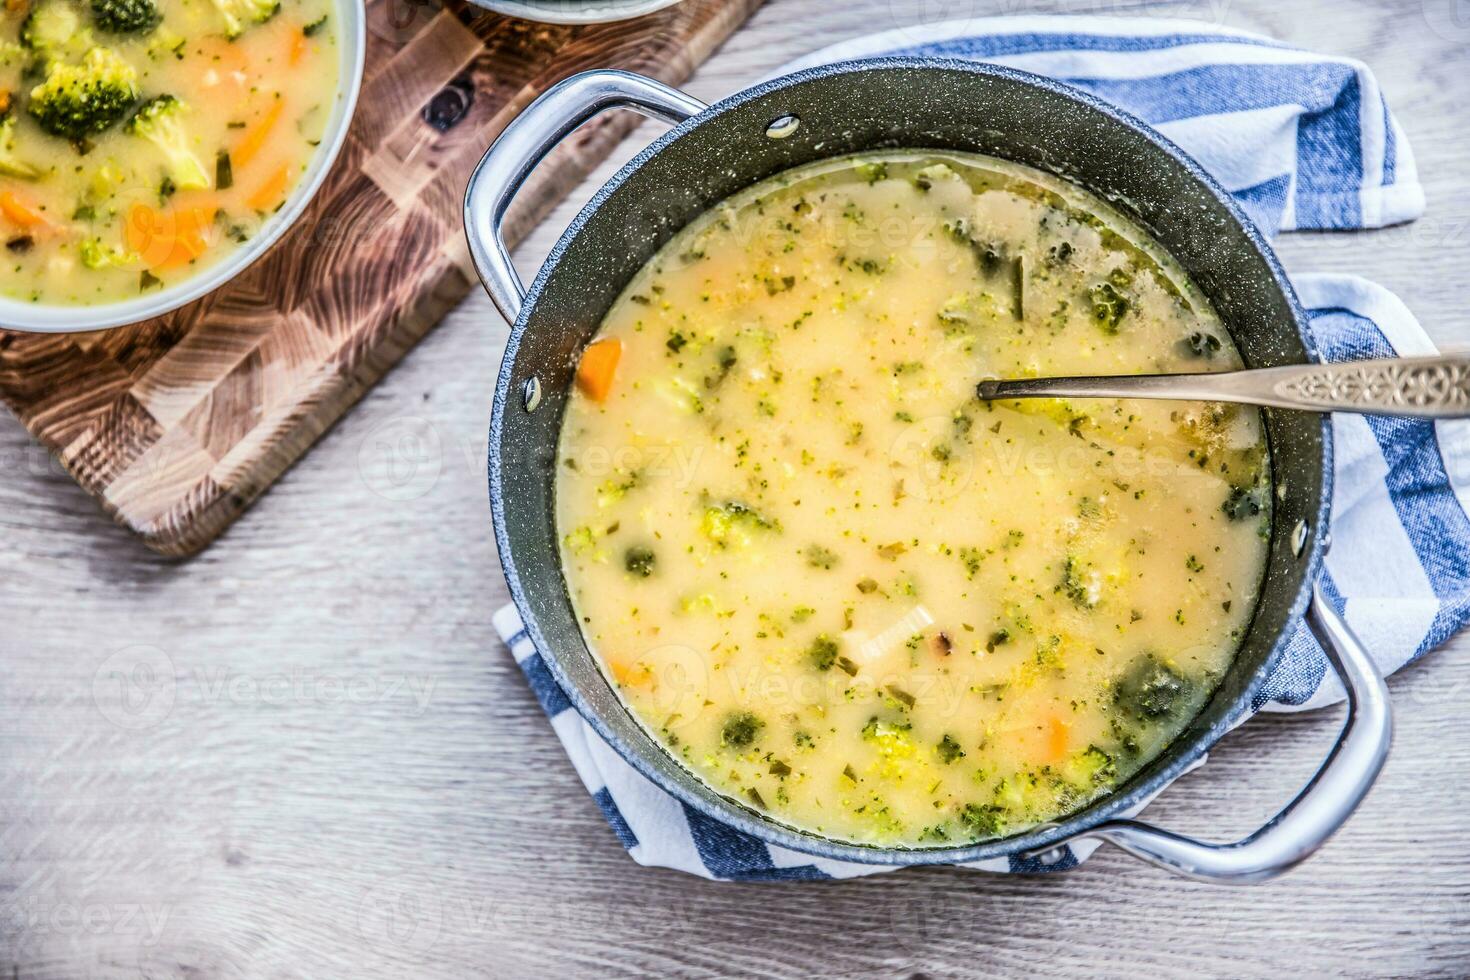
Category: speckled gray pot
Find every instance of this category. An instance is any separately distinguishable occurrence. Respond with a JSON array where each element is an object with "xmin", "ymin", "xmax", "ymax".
[{"xmin": 483, "ymin": 59, "xmax": 1333, "ymax": 867}]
